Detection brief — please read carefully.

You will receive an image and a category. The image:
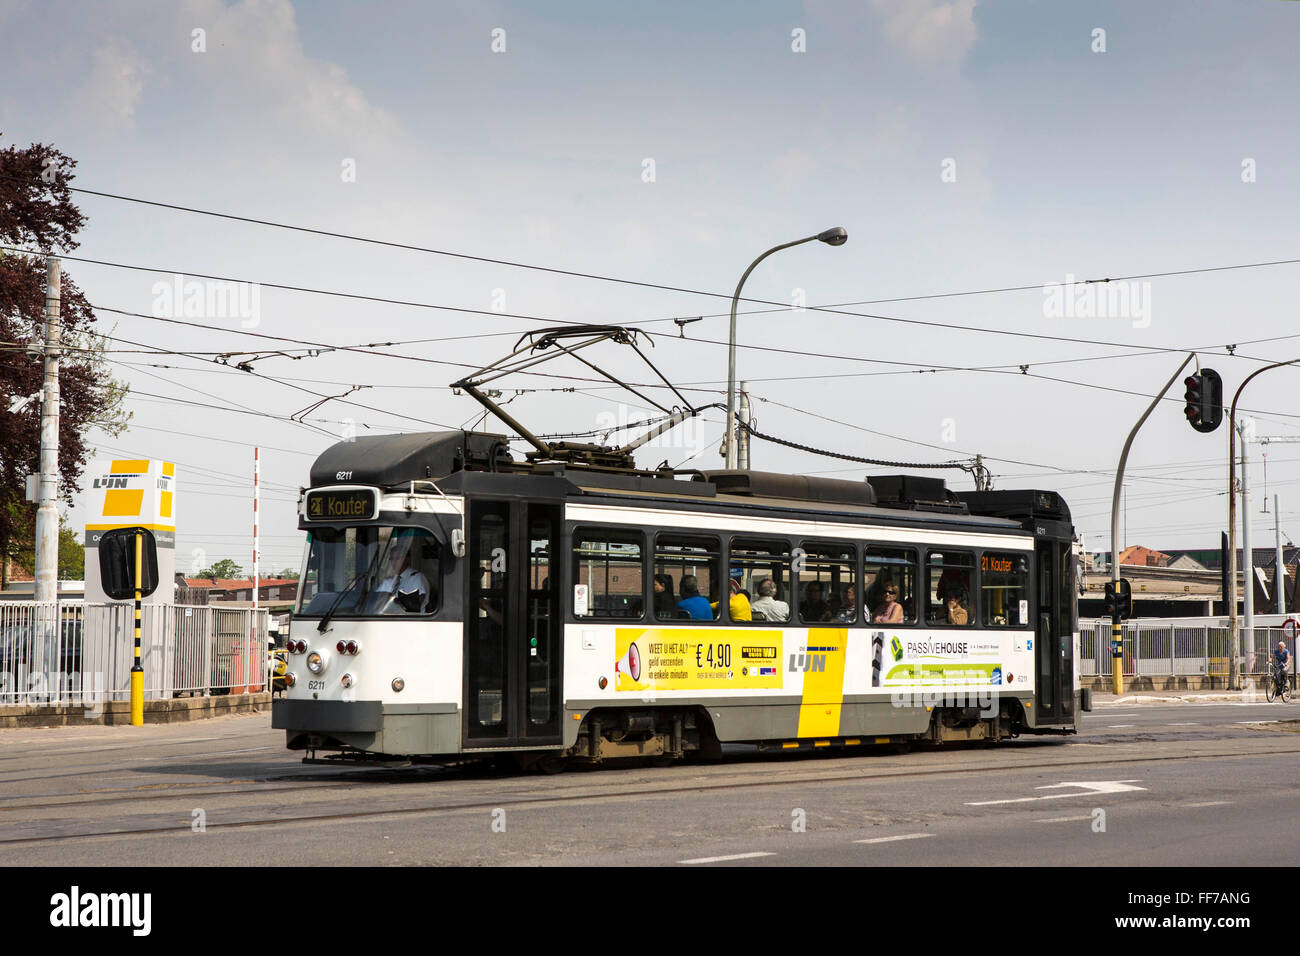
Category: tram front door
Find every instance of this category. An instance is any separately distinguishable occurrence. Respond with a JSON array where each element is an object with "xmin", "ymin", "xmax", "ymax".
[{"xmin": 464, "ymin": 499, "xmax": 563, "ymax": 748}]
